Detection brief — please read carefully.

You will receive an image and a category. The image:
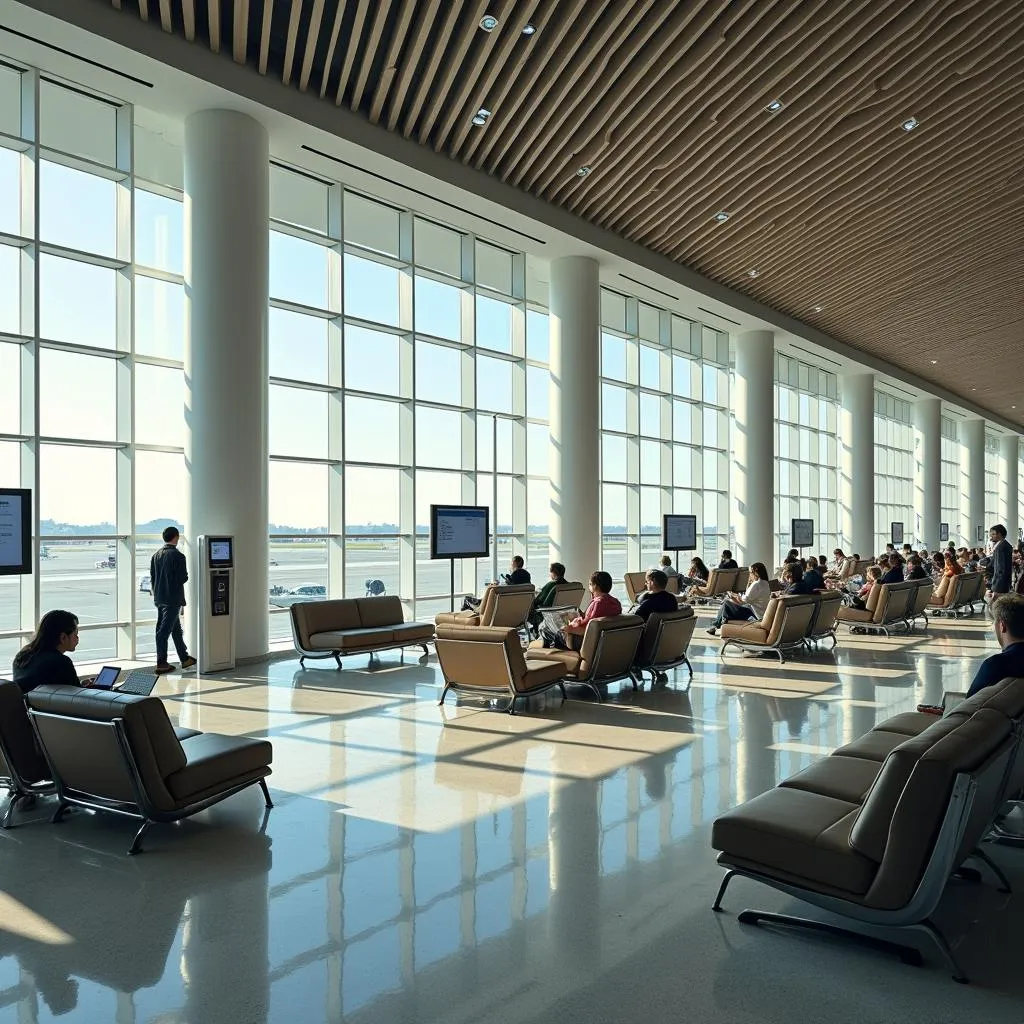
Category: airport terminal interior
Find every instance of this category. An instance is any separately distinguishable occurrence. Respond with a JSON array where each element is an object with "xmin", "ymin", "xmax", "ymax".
[{"xmin": 1, "ymin": 1, "xmax": 1024, "ymax": 1021}]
